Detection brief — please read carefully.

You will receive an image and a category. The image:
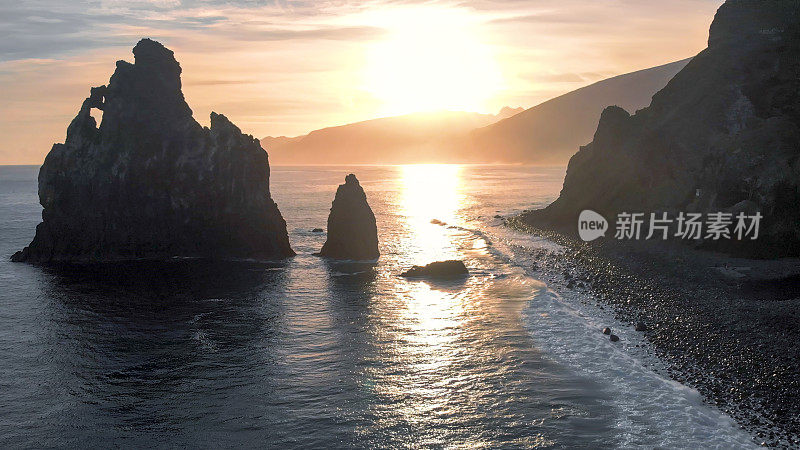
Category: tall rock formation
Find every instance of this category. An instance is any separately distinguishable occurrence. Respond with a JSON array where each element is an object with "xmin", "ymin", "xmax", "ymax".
[
  {"xmin": 12, "ymin": 39, "xmax": 294, "ymax": 262},
  {"xmin": 524, "ymin": 0, "xmax": 800, "ymax": 256},
  {"xmin": 318, "ymin": 174, "xmax": 379, "ymax": 260}
]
